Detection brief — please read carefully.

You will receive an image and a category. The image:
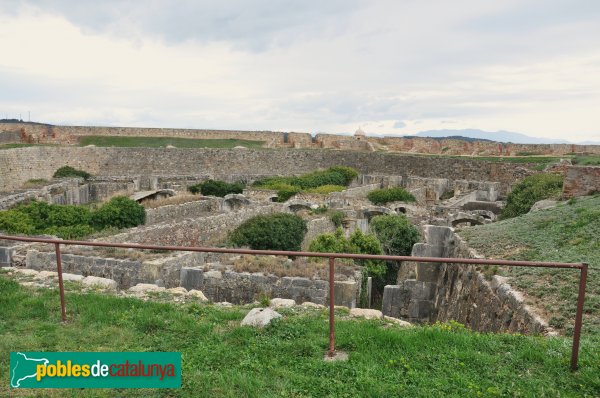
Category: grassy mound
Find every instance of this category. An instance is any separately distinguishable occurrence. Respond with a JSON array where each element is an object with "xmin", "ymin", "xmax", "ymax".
[
  {"xmin": 0, "ymin": 274, "xmax": 598, "ymax": 396},
  {"xmin": 459, "ymin": 195, "xmax": 600, "ymax": 337},
  {"xmin": 78, "ymin": 135, "xmax": 265, "ymax": 149}
]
